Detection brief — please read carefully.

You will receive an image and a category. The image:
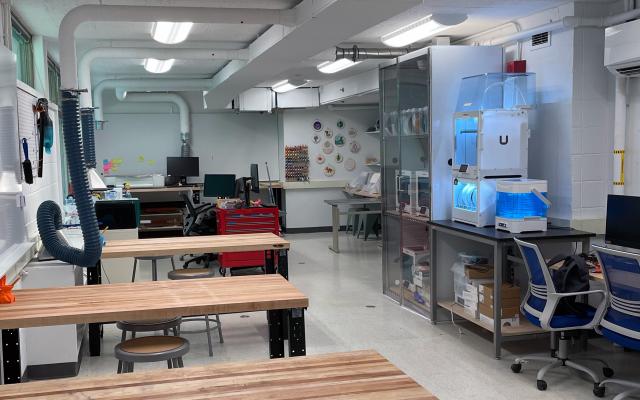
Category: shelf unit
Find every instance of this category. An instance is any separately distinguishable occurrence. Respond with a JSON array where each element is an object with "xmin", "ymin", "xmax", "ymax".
[
  {"xmin": 380, "ymin": 46, "xmax": 503, "ymax": 319},
  {"xmin": 437, "ymin": 300, "xmax": 540, "ymax": 336}
]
